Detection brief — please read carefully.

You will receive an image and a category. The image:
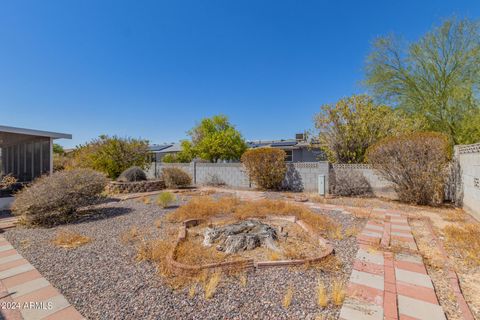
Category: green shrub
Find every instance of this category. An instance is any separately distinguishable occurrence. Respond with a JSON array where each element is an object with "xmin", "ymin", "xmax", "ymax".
[
  {"xmin": 241, "ymin": 147, "xmax": 287, "ymax": 190},
  {"xmin": 162, "ymin": 167, "xmax": 192, "ymax": 188},
  {"xmin": 12, "ymin": 169, "xmax": 107, "ymax": 226},
  {"xmin": 156, "ymin": 192, "xmax": 176, "ymax": 208},
  {"xmin": 68, "ymin": 135, "xmax": 150, "ymax": 179},
  {"xmin": 117, "ymin": 166, "xmax": 147, "ymax": 182},
  {"xmin": 366, "ymin": 132, "xmax": 450, "ymax": 205}
]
